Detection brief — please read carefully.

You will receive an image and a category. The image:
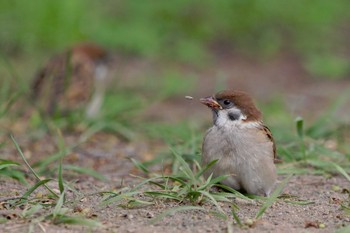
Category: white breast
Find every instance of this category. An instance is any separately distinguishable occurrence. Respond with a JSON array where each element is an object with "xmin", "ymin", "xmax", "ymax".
[{"xmin": 202, "ymin": 121, "xmax": 276, "ymax": 196}]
